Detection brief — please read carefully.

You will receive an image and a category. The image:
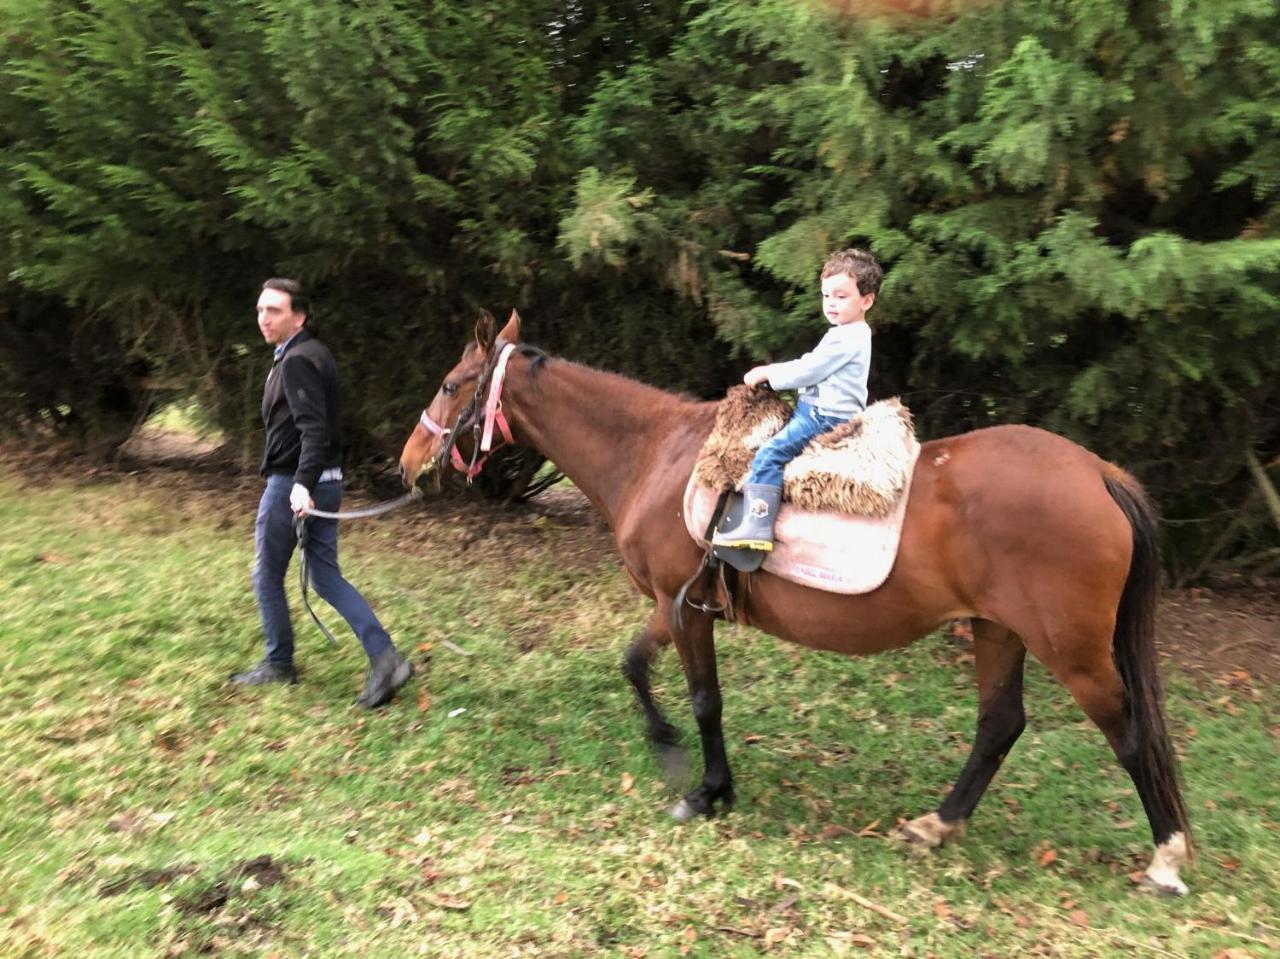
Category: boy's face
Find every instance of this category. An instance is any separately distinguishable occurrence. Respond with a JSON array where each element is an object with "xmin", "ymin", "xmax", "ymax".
[{"xmin": 821, "ymin": 272, "xmax": 875, "ymax": 326}]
